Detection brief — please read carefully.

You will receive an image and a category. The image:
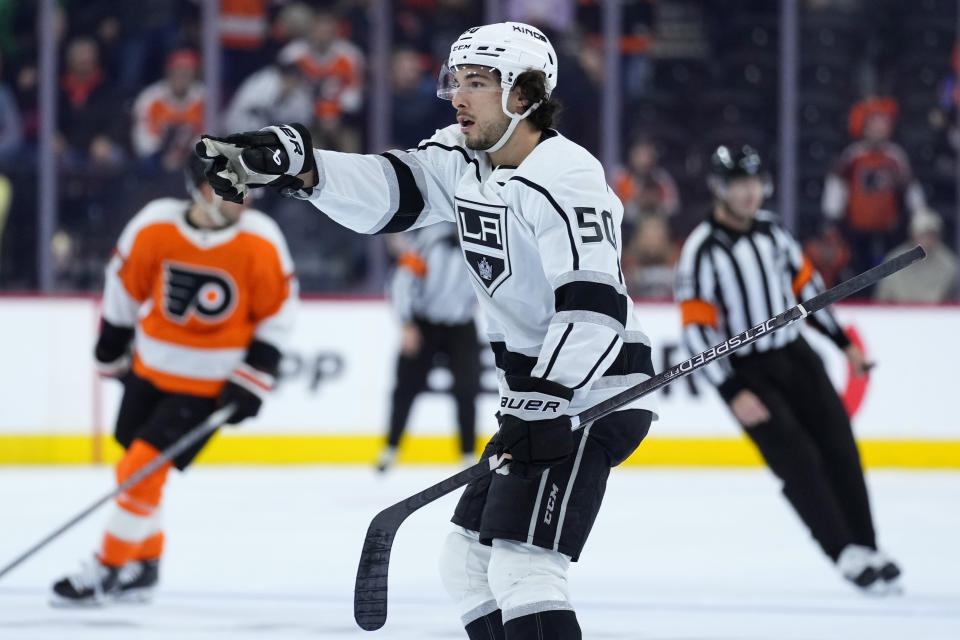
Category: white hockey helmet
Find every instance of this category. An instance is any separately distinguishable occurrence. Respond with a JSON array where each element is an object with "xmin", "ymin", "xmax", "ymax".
[{"xmin": 437, "ymin": 22, "xmax": 558, "ymax": 153}]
